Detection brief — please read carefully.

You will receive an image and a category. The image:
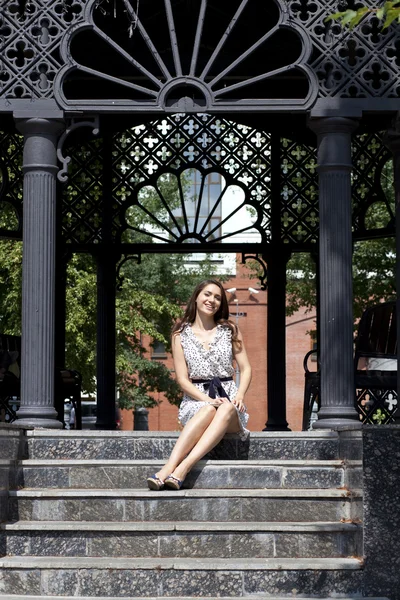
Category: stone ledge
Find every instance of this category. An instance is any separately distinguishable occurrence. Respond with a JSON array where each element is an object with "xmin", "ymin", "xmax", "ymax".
[
  {"xmin": 25, "ymin": 431, "xmax": 340, "ymax": 439},
  {"xmin": 0, "ymin": 556, "xmax": 362, "ymax": 569},
  {"xmin": 2, "ymin": 520, "xmax": 361, "ymax": 532},
  {"xmin": 0, "ymin": 597, "xmax": 389, "ymax": 600},
  {"xmin": 9, "ymin": 488, "xmax": 361, "ymax": 498}
]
